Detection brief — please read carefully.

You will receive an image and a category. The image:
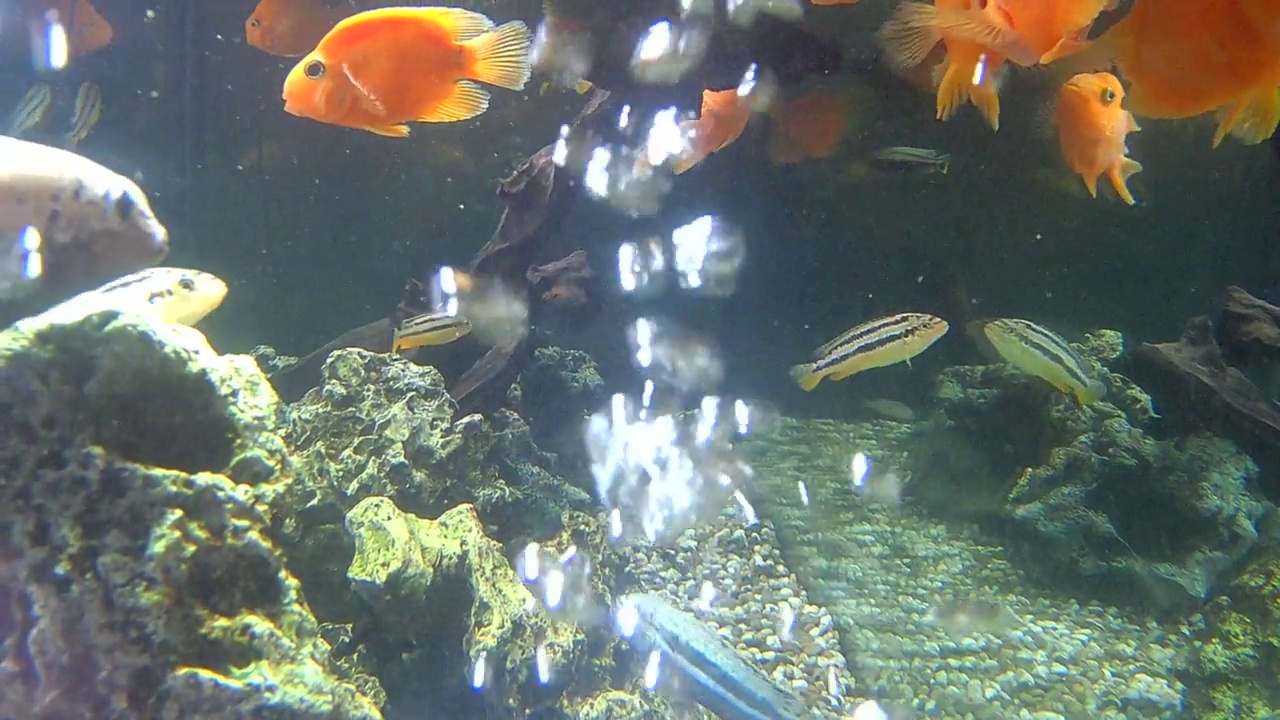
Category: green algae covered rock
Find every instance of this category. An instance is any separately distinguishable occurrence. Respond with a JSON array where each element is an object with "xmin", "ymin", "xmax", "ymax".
[
  {"xmin": 1186, "ymin": 542, "xmax": 1280, "ymax": 719},
  {"xmin": 344, "ymin": 497, "xmax": 588, "ymax": 715},
  {"xmin": 0, "ymin": 312, "xmax": 383, "ymax": 719},
  {"xmin": 915, "ymin": 330, "xmax": 1274, "ymax": 615},
  {"xmin": 277, "ymin": 348, "xmax": 594, "ymax": 620}
]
